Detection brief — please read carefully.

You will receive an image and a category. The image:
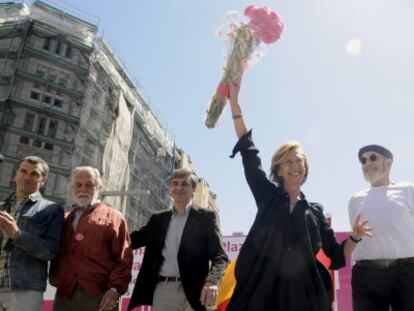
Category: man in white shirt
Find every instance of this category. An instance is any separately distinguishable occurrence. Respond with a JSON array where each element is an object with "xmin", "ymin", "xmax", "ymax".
[
  {"xmin": 349, "ymin": 144, "xmax": 414, "ymax": 311},
  {"xmin": 128, "ymin": 168, "xmax": 228, "ymax": 311}
]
